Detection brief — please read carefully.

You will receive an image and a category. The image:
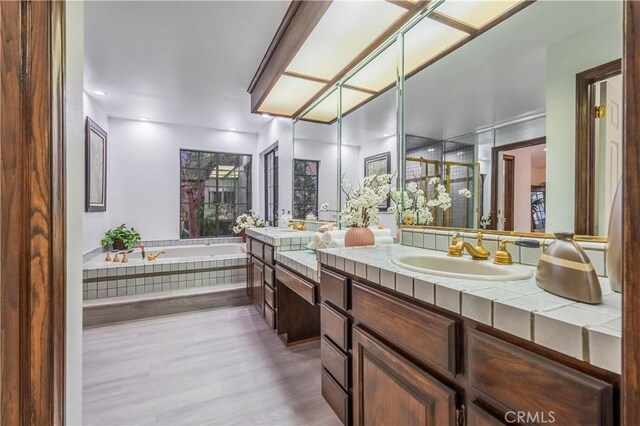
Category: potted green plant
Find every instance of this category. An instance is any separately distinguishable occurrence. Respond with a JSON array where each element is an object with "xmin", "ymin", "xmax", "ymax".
[{"xmin": 101, "ymin": 224, "xmax": 141, "ymax": 251}]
